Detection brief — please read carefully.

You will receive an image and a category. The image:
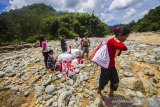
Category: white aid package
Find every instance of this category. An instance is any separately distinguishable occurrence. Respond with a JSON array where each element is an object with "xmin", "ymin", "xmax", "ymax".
[
  {"xmin": 71, "ymin": 49, "xmax": 83, "ymax": 58},
  {"xmin": 58, "ymin": 53, "xmax": 74, "ymax": 62},
  {"xmin": 71, "ymin": 58, "xmax": 84, "ymax": 68},
  {"xmin": 90, "ymin": 41, "xmax": 110, "ymax": 68}
]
